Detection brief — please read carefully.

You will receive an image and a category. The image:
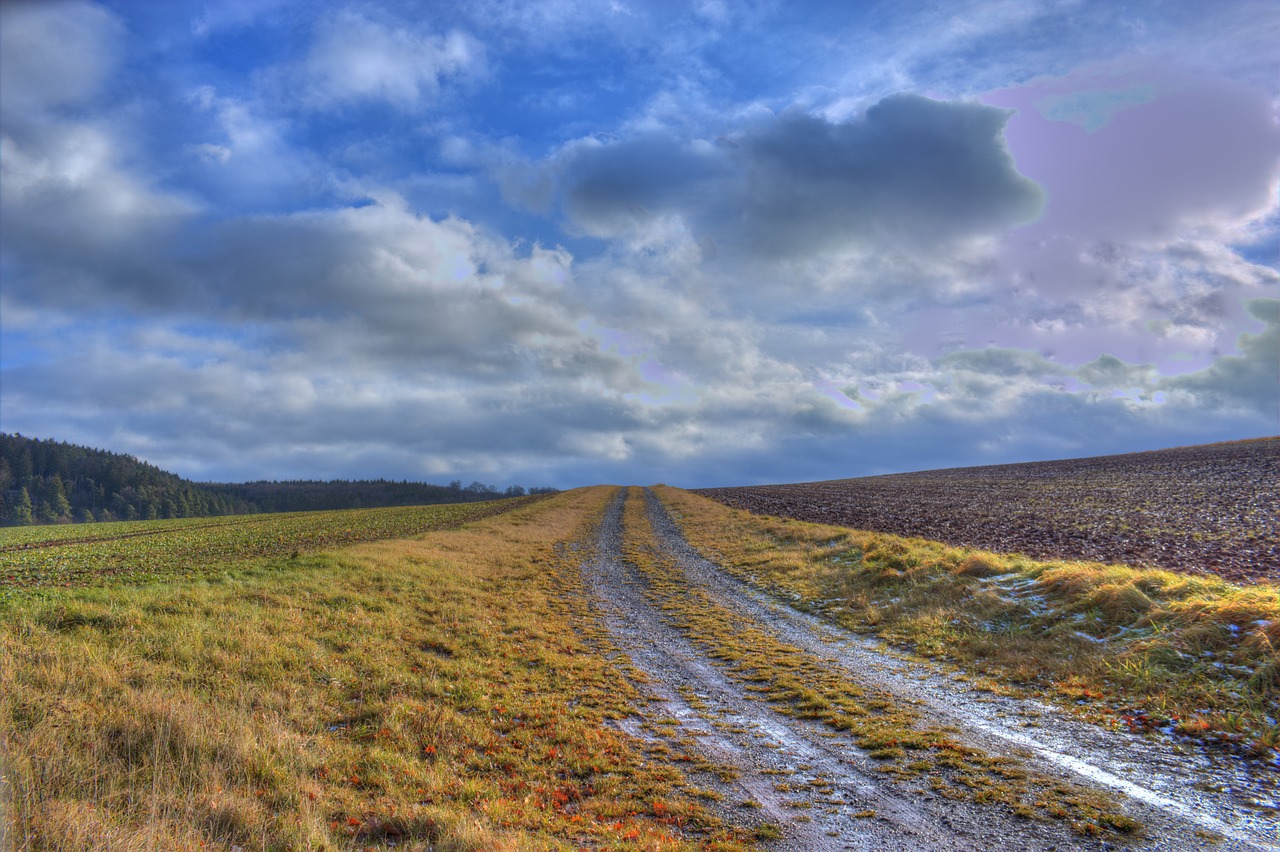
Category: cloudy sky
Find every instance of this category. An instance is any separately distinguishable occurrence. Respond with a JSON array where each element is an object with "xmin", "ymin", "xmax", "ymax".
[{"xmin": 1, "ymin": 0, "xmax": 1277, "ymax": 488}]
